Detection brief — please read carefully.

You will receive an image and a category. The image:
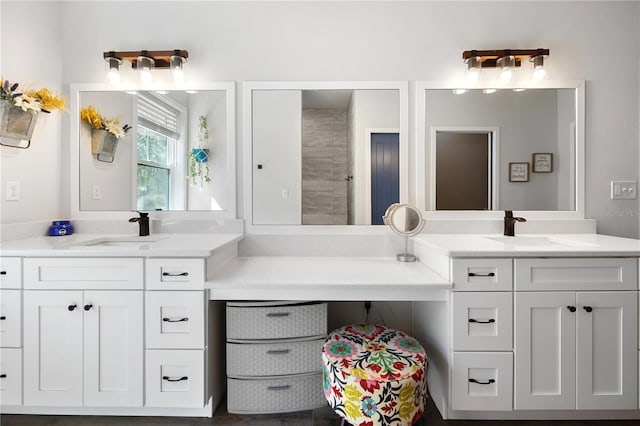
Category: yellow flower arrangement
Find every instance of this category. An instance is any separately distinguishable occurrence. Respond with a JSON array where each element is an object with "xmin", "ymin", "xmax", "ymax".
[
  {"xmin": 80, "ymin": 105, "xmax": 130, "ymax": 138},
  {"xmin": 1, "ymin": 78, "xmax": 66, "ymax": 113}
]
